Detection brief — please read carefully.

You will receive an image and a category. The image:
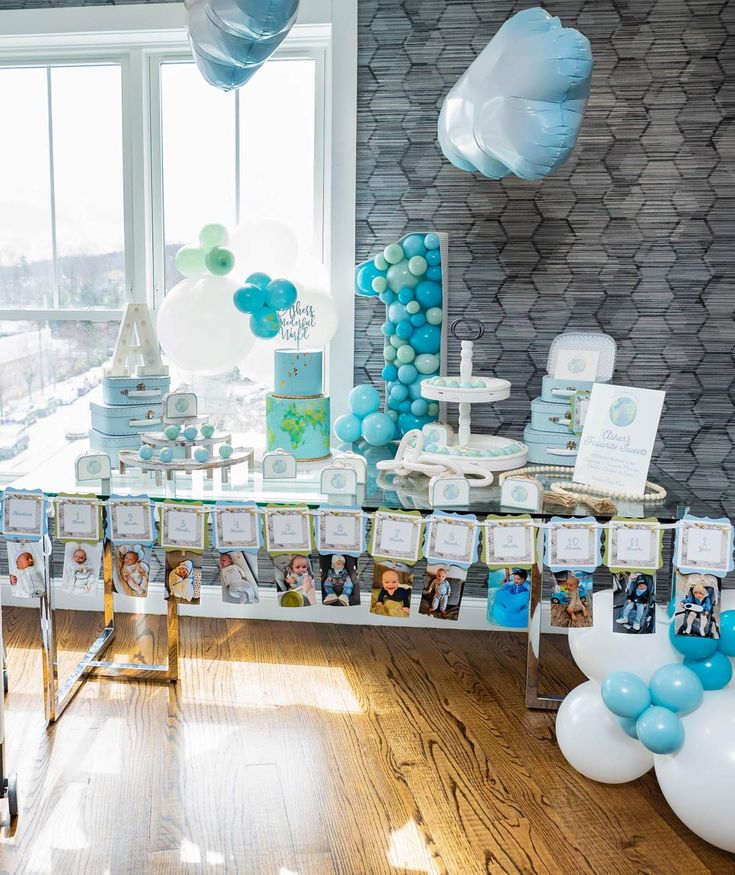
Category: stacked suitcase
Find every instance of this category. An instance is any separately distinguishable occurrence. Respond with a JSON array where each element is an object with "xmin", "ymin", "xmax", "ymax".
[
  {"xmin": 523, "ymin": 332, "xmax": 617, "ymax": 466},
  {"xmin": 90, "ymin": 375, "xmax": 170, "ymax": 463}
]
